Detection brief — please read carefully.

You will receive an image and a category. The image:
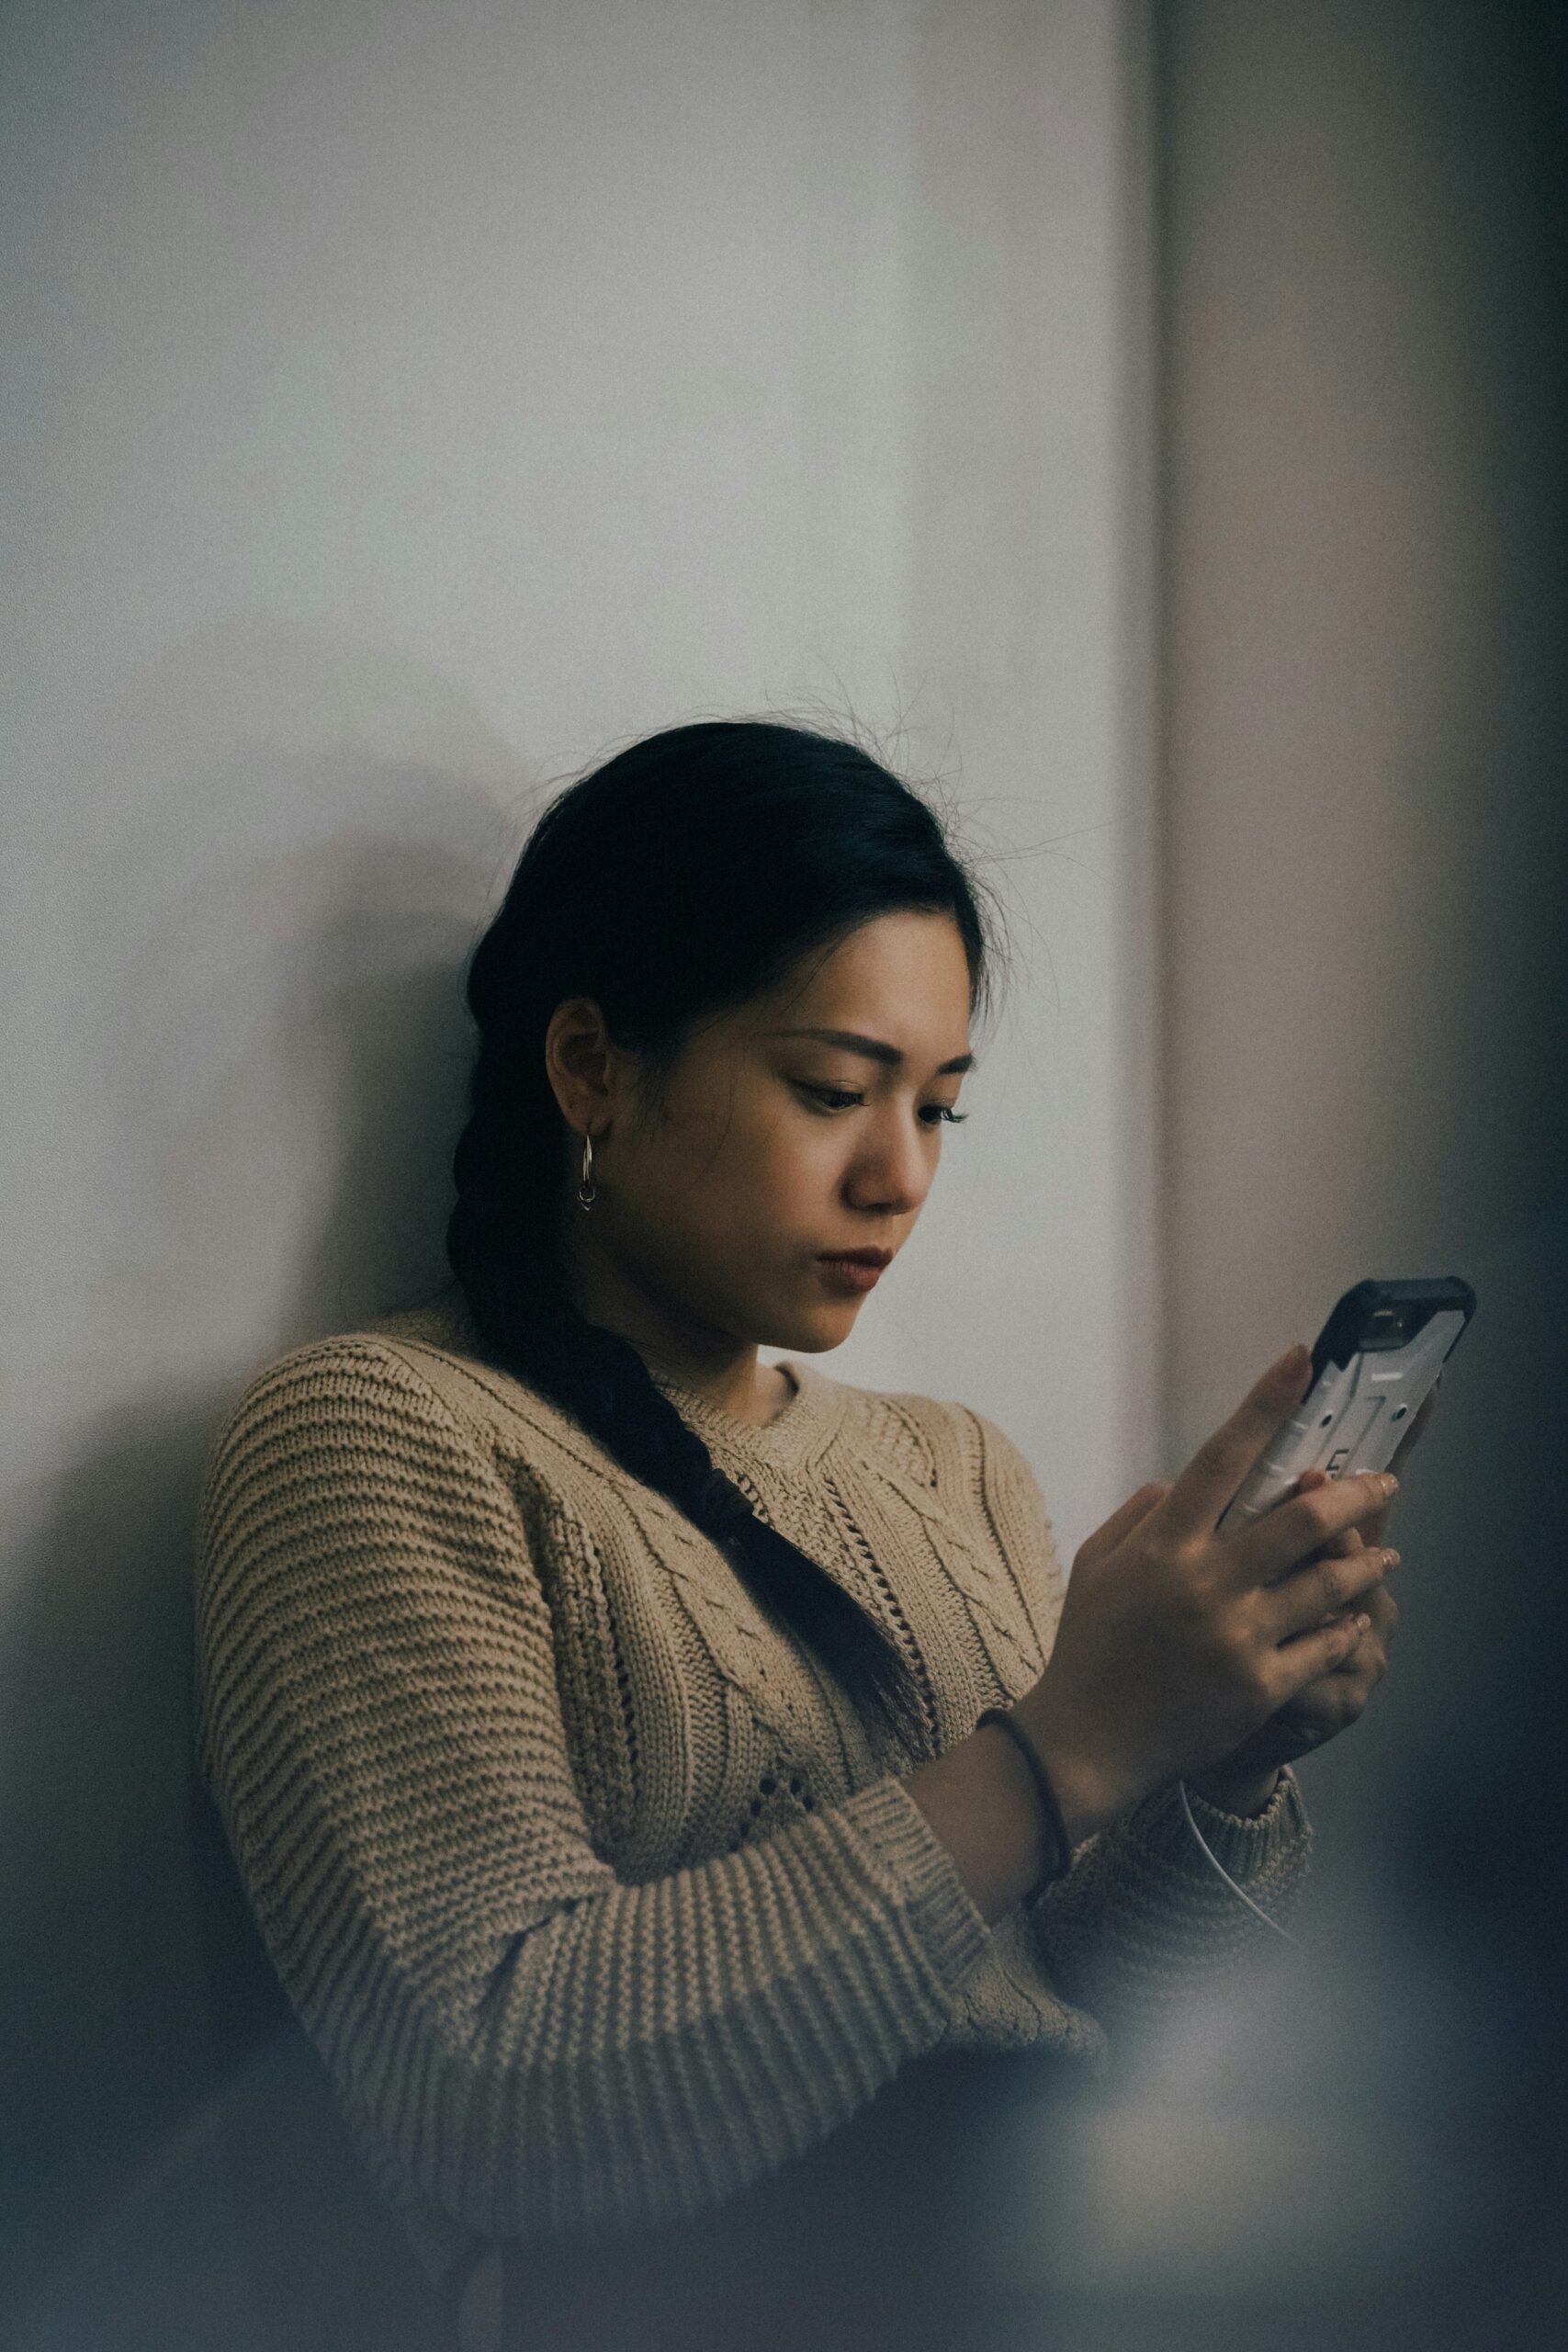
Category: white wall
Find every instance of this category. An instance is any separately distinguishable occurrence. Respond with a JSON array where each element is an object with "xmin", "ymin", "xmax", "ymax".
[{"xmin": 0, "ymin": 4, "xmax": 1156, "ymax": 2340}]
